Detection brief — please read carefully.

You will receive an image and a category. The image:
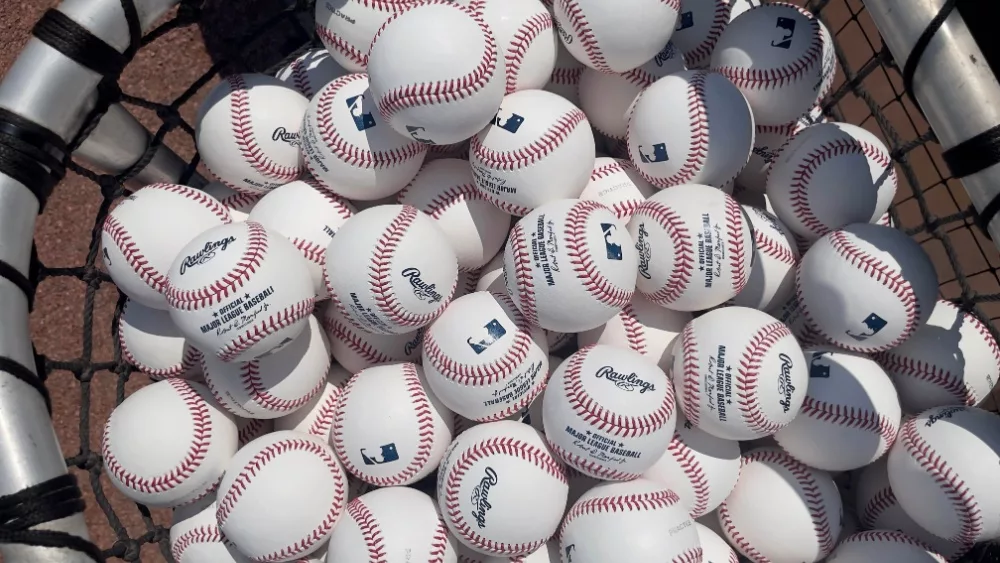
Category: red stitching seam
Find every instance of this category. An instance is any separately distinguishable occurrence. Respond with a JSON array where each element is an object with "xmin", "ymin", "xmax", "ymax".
[
  {"xmin": 590, "ymin": 159, "xmax": 627, "ymax": 181},
  {"xmin": 220, "ymin": 189, "xmax": 261, "ymax": 212},
  {"xmin": 288, "ymin": 56, "xmax": 313, "ymax": 98},
  {"xmin": 718, "ymin": 501, "xmax": 769, "ymax": 563},
  {"xmin": 620, "ymin": 66, "xmax": 658, "ymax": 89},
  {"xmin": 216, "ymin": 437, "xmax": 345, "ymax": 561},
  {"xmin": 942, "ymin": 301, "xmax": 1000, "ymax": 369},
  {"xmin": 558, "ymin": 0, "xmax": 610, "ymax": 72},
  {"xmin": 228, "ymin": 74, "xmax": 301, "ymax": 183},
  {"xmin": 509, "ymin": 223, "xmax": 539, "ymax": 327},
  {"xmin": 737, "ymin": 322, "xmax": 793, "ymax": 435},
  {"xmin": 412, "ymin": 183, "xmax": 487, "ymax": 220},
  {"xmin": 565, "ymin": 200, "xmax": 633, "ymax": 308},
  {"xmin": 374, "ymin": 1, "xmax": 498, "ymax": 121},
  {"xmin": 860, "ymin": 486, "xmax": 896, "ymax": 529},
  {"xmin": 715, "ymin": 6, "xmax": 822, "ymax": 90},
  {"xmin": 725, "ymin": 195, "xmax": 748, "ymax": 294},
  {"xmin": 471, "ymin": 109, "xmax": 588, "ymax": 171},
  {"xmin": 667, "ymin": 428, "xmax": 711, "ymax": 517},
  {"xmin": 548, "ymin": 441, "xmax": 639, "ymax": 481},
  {"xmin": 650, "ymin": 70, "xmax": 708, "ymax": 187},
  {"xmin": 680, "ymin": 0, "xmax": 729, "ymax": 66},
  {"xmin": 672, "ymin": 548, "xmax": 704, "ymax": 563},
  {"xmin": 799, "ymin": 397, "xmax": 897, "ymax": 445},
  {"xmin": 430, "ymin": 516, "xmax": 450, "ymax": 563},
  {"xmin": 347, "ymin": 497, "xmax": 387, "ymax": 563},
  {"xmin": 787, "ymin": 141, "xmax": 872, "ymax": 237},
  {"xmin": 152, "ymin": 183, "xmax": 233, "ymax": 222},
  {"xmin": 898, "ymin": 417, "xmax": 983, "ymax": 544},
  {"xmin": 218, "ymin": 297, "xmax": 316, "ymax": 362},
  {"xmin": 756, "ymin": 231, "xmax": 797, "ymax": 266},
  {"xmin": 549, "ymin": 67, "xmax": 583, "ymax": 85},
  {"xmin": 320, "ymin": 313, "xmax": 397, "ymax": 365},
  {"xmin": 301, "ymin": 176, "xmax": 356, "ymax": 221},
  {"xmin": 560, "ymin": 488, "xmax": 684, "ymax": 539},
  {"xmin": 679, "ymin": 323, "xmax": 701, "ymax": 428},
  {"xmin": 166, "ymin": 221, "xmax": 269, "ymax": 310},
  {"xmin": 505, "ymin": 12, "xmax": 554, "ymax": 94},
  {"xmin": 842, "ymin": 530, "xmax": 944, "ymax": 561},
  {"xmin": 635, "ymin": 200, "xmax": 694, "ymax": 306},
  {"xmin": 619, "ymin": 302, "xmax": 647, "ymax": 355},
  {"xmin": 238, "ymin": 418, "xmax": 267, "ymax": 445},
  {"xmin": 103, "ymin": 379, "xmax": 211, "ymax": 494},
  {"xmin": 291, "ymin": 238, "xmax": 326, "ymax": 267},
  {"xmin": 171, "ymin": 524, "xmax": 223, "ymax": 562},
  {"xmin": 316, "ymin": 25, "xmax": 368, "ymax": 69},
  {"xmin": 307, "ymin": 386, "xmax": 342, "ymax": 437},
  {"xmin": 238, "ymin": 359, "xmax": 326, "ymax": 413},
  {"xmin": 119, "ymin": 323, "xmax": 201, "ymax": 379}
]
